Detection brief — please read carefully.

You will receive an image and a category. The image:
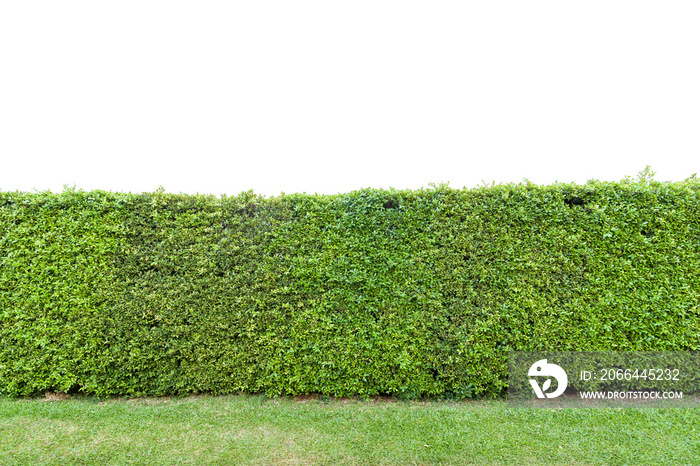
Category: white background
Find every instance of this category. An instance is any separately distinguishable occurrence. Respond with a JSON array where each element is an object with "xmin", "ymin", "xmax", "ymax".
[{"xmin": 1, "ymin": 1, "xmax": 698, "ymax": 197}]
